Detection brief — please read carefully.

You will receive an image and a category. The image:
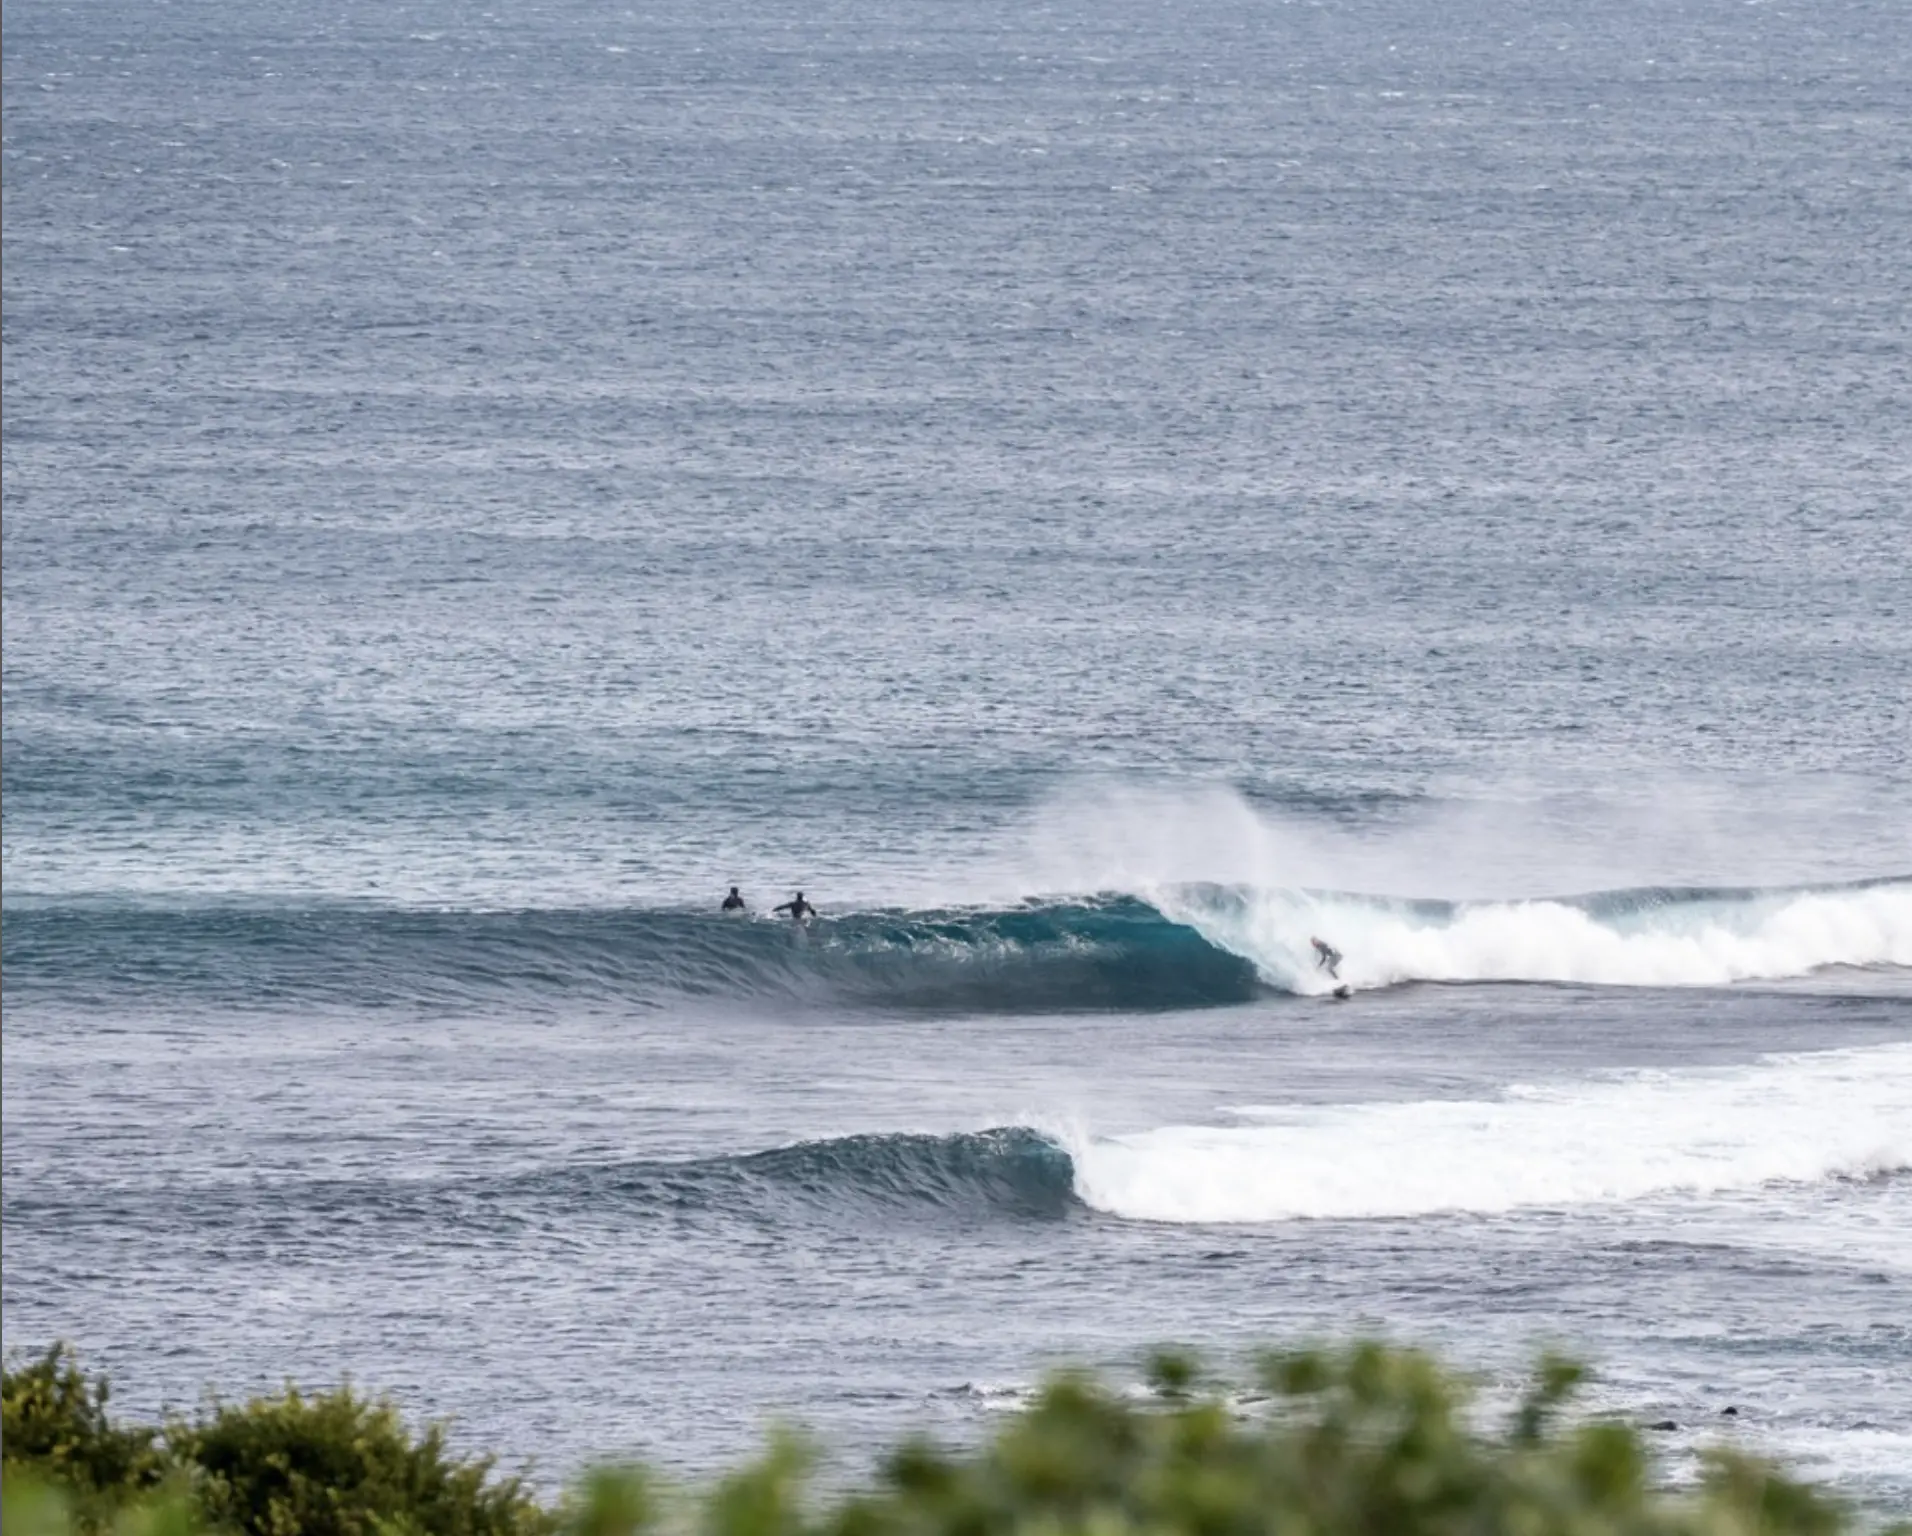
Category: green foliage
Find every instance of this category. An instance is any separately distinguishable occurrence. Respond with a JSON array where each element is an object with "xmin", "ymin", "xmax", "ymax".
[
  {"xmin": 3, "ymin": 1471, "xmax": 81, "ymax": 1536},
  {"xmin": 2, "ymin": 1471, "xmax": 201, "ymax": 1536},
  {"xmin": 173, "ymin": 1383, "xmax": 556, "ymax": 1536},
  {"xmin": 657, "ymin": 1342, "xmax": 1860, "ymax": 1536},
  {"xmin": 10, "ymin": 1340, "xmax": 1900, "ymax": 1536},
  {"xmin": 561, "ymin": 1471, "xmax": 653, "ymax": 1536},
  {"xmin": 2, "ymin": 1346, "xmax": 170, "ymax": 1531},
  {"xmin": 3, "ymin": 1350, "xmax": 552, "ymax": 1536}
]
